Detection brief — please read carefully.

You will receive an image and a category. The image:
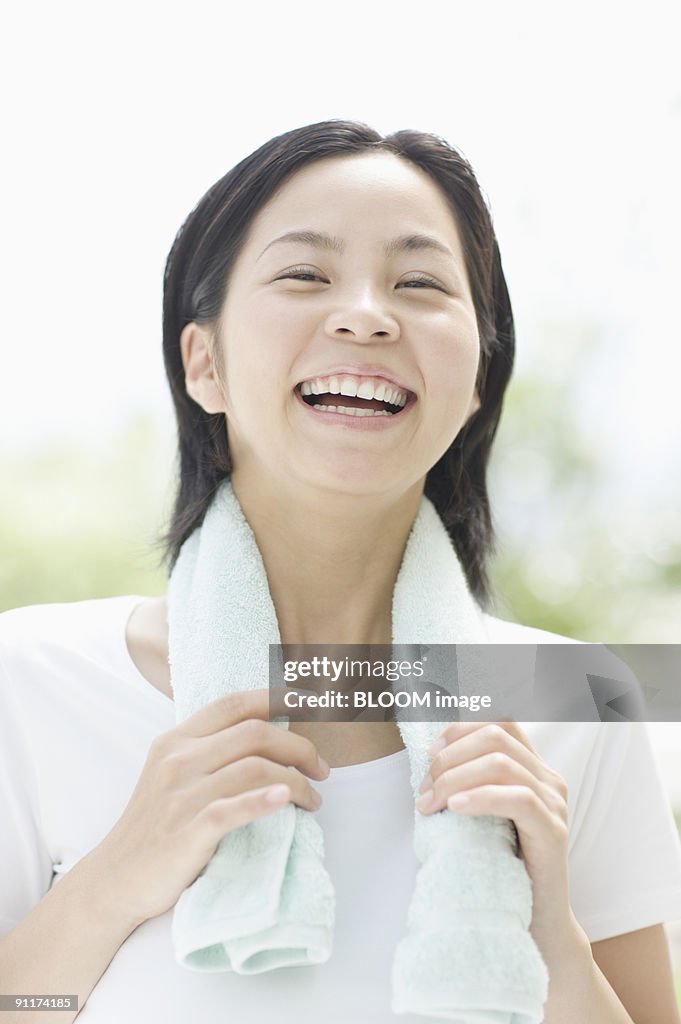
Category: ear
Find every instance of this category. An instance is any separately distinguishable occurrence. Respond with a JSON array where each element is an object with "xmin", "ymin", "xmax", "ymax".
[
  {"xmin": 466, "ymin": 387, "xmax": 481, "ymax": 421},
  {"xmin": 180, "ymin": 322, "xmax": 225, "ymax": 414}
]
